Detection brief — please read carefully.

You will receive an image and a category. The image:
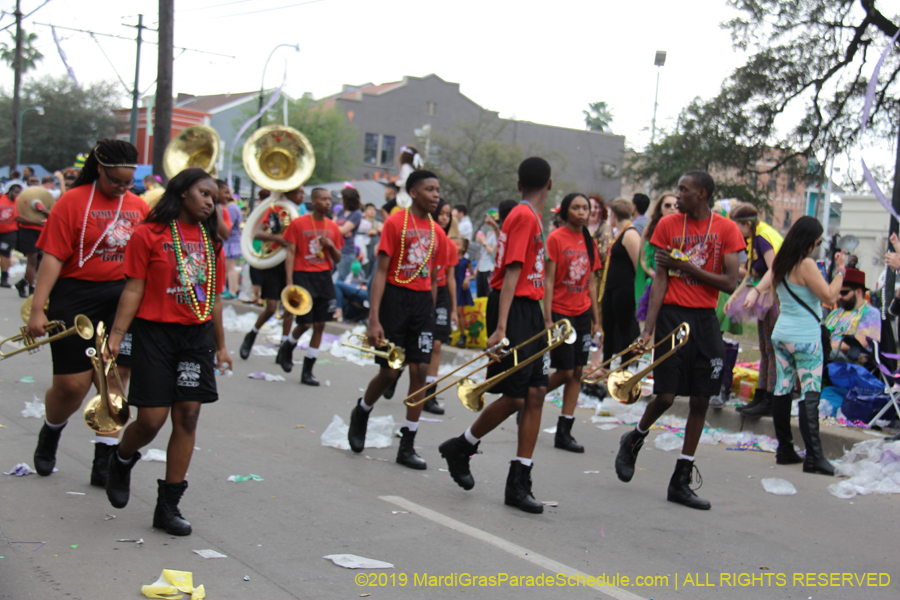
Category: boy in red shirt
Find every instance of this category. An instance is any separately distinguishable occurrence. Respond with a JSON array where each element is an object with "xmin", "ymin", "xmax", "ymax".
[
  {"xmin": 543, "ymin": 193, "xmax": 601, "ymax": 453},
  {"xmin": 0, "ymin": 184, "xmax": 21, "ymax": 287},
  {"xmin": 615, "ymin": 171, "xmax": 745, "ymax": 510},
  {"xmin": 277, "ymin": 188, "xmax": 343, "ymax": 385},
  {"xmin": 348, "ymin": 170, "xmax": 450, "ymax": 469},
  {"xmin": 439, "ymin": 157, "xmax": 555, "ymax": 514}
]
